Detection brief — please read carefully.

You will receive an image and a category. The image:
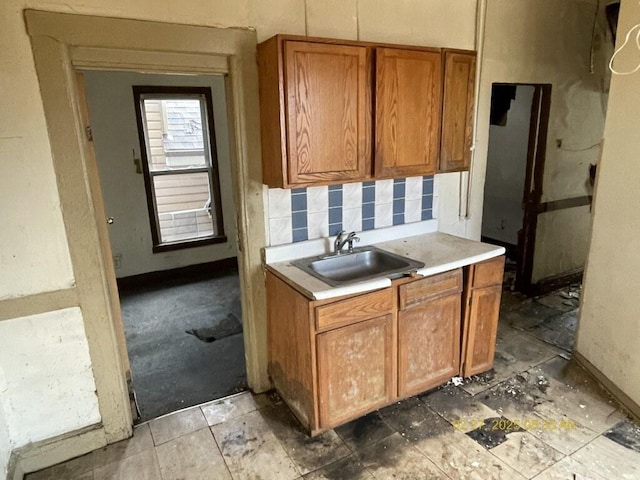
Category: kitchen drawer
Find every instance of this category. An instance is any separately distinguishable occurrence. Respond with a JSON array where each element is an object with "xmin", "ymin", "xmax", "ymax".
[
  {"xmin": 315, "ymin": 288, "xmax": 393, "ymax": 332},
  {"xmin": 472, "ymin": 256, "xmax": 505, "ymax": 289},
  {"xmin": 399, "ymin": 269, "xmax": 462, "ymax": 309}
]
